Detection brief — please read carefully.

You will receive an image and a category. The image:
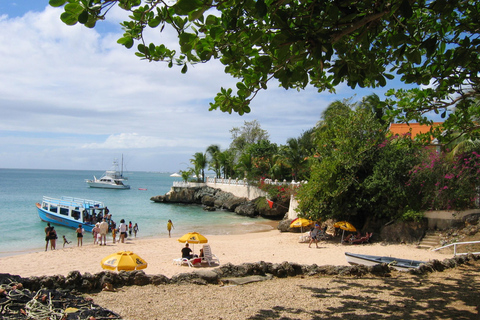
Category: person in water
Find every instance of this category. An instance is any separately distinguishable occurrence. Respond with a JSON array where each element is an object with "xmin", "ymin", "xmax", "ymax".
[{"xmin": 167, "ymin": 220, "xmax": 174, "ymax": 238}]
